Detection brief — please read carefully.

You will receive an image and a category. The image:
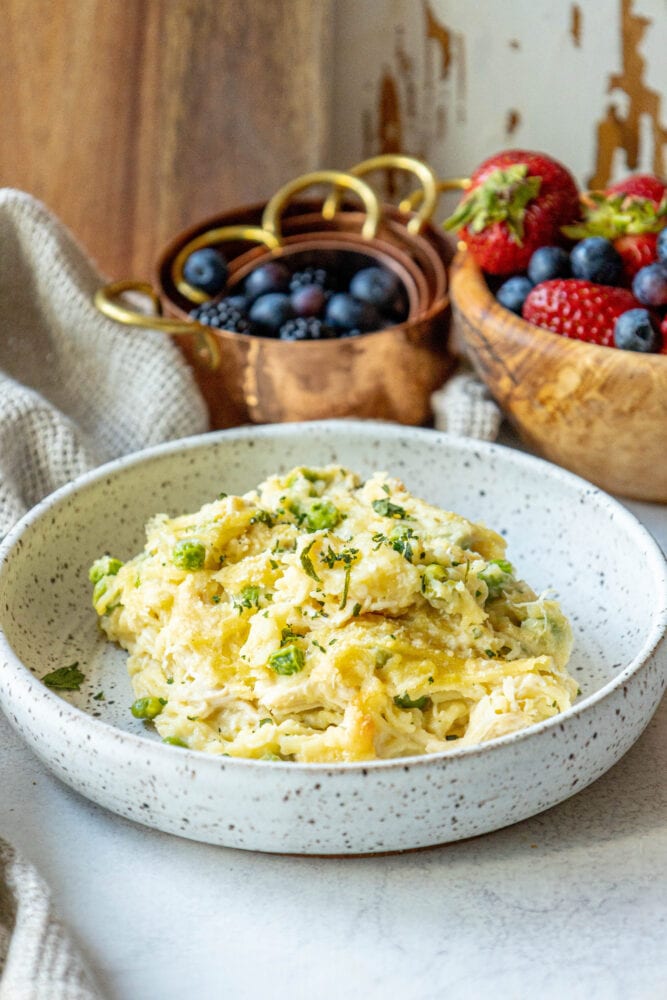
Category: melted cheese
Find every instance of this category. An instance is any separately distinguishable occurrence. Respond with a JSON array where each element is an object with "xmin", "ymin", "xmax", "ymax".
[{"xmin": 92, "ymin": 466, "xmax": 576, "ymax": 762}]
